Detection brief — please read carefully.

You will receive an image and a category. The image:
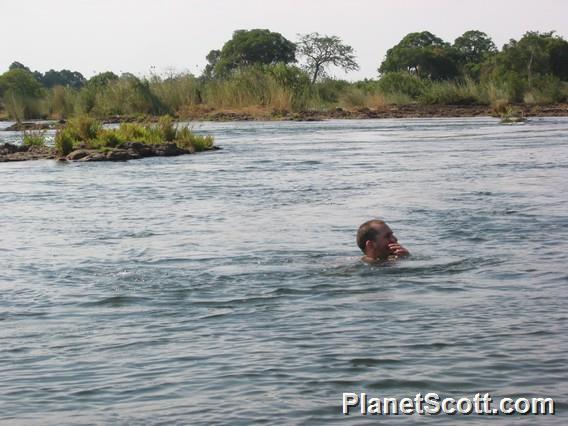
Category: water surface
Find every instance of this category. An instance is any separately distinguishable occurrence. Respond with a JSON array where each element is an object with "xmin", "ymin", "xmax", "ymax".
[{"xmin": 1, "ymin": 118, "xmax": 567, "ymax": 424}]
